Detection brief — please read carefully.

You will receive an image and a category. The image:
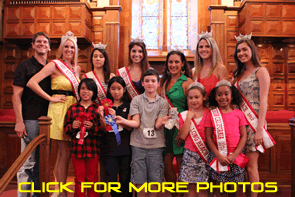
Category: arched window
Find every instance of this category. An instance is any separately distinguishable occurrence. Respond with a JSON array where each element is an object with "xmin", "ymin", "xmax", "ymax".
[{"xmin": 132, "ymin": 0, "xmax": 198, "ymax": 52}]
